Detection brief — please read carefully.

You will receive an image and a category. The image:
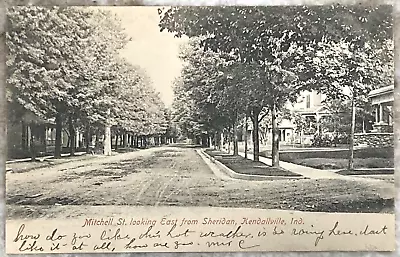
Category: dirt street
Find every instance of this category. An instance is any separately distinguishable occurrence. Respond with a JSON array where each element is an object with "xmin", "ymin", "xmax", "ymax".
[{"xmin": 6, "ymin": 145, "xmax": 395, "ymax": 219}]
